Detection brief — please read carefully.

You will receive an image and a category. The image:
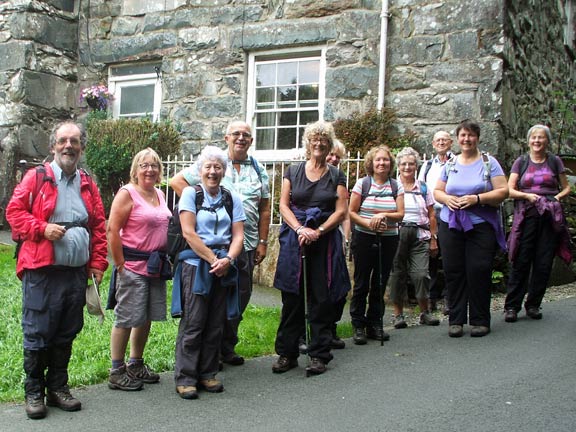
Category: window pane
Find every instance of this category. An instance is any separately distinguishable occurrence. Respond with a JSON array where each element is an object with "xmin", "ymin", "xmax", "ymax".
[
  {"xmin": 277, "ymin": 61, "xmax": 298, "ymax": 85},
  {"xmin": 278, "ymin": 111, "xmax": 297, "ymax": 126},
  {"xmin": 120, "ymin": 85, "xmax": 154, "ymax": 115},
  {"xmin": 278, "ymin": 86, "xmax": 296, "ymax": 102},
  {"xmin": 277, "ymin": 128, "xmax": 297, "ymax": 150},
  {"xmin": 300, "ymin": 111, "xmax": 319, "ymax": 124},
  {"xmin": 257, "ymin": 112, "xmax": 276, "ymax": 128},
  {"xmin": 256, "ymin": 128, "xmax": 274, "ymax": 150},
  {"xmin": 256, "ymin": 63, "xmax": 276, "ymax": 86},
  {"xmin": 256, "ymin": 87, "xmax": 275, "ymax": 104},
  {"xmin": 299, "ymin": 84, "xmax": 318, "ymax": 101},
  {"xmin": 299, "ymin": 60, "xmax": 319, "ymax": 83}
]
